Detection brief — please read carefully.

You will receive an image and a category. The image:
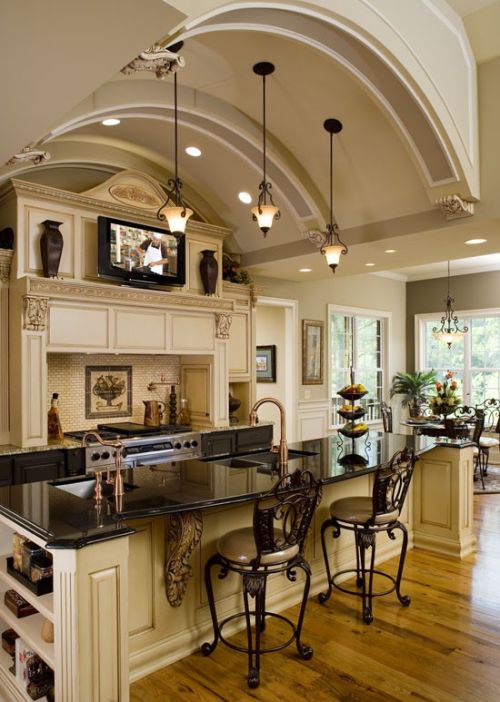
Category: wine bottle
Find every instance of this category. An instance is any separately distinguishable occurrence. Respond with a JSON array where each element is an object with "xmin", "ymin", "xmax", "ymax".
[{"xmin": 47, "ymin": 393, "xmax": 63, "ymax": 442}]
